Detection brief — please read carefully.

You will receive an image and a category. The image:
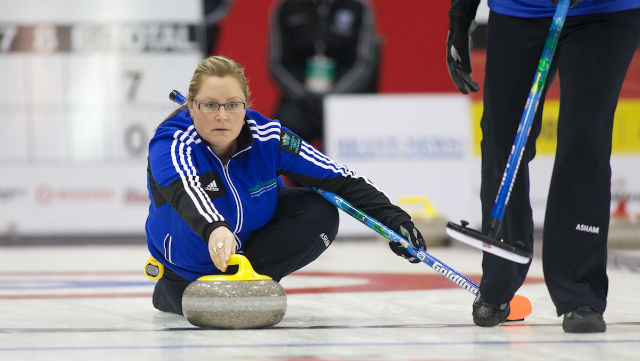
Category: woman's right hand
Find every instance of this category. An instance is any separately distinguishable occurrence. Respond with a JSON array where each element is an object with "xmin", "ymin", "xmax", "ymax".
[{"xmin": 208, "ymin": 226, "xmax": 236, "ymax": 272}]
